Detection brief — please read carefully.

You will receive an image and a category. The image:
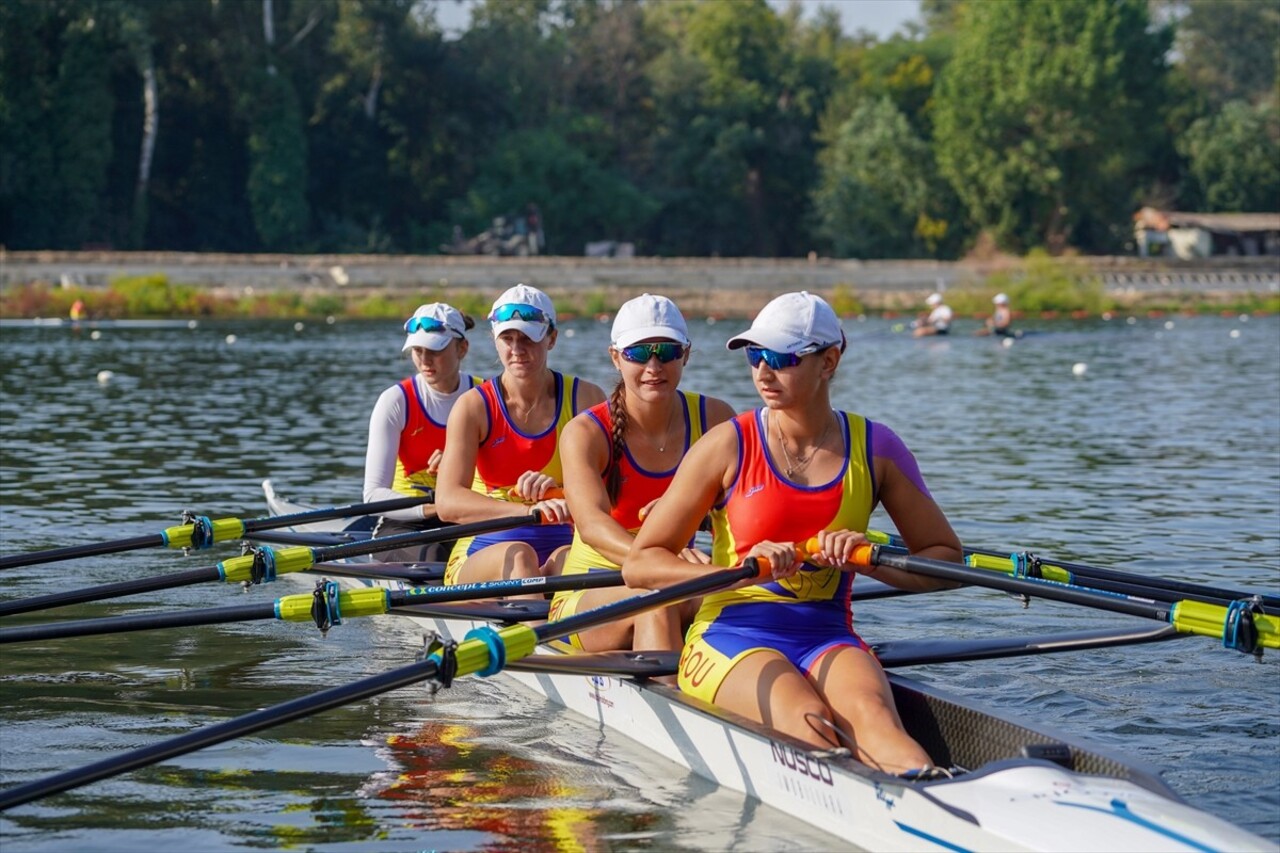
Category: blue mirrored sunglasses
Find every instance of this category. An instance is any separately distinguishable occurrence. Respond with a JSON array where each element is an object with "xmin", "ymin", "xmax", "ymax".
[
  {"xmin": 488, "ymin": 303, "xmax": 551, "ymax": 326},
  {"xmin": 745, "ymin": 345, "xmax": 827, "ymax": 370},
  {"xmin": 619, "ymin": 342, "xmax": 686, "ymax": 364},
  {"xmin": 404, "ymin": 316, "xmax": 452, "ymax": 334}
]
